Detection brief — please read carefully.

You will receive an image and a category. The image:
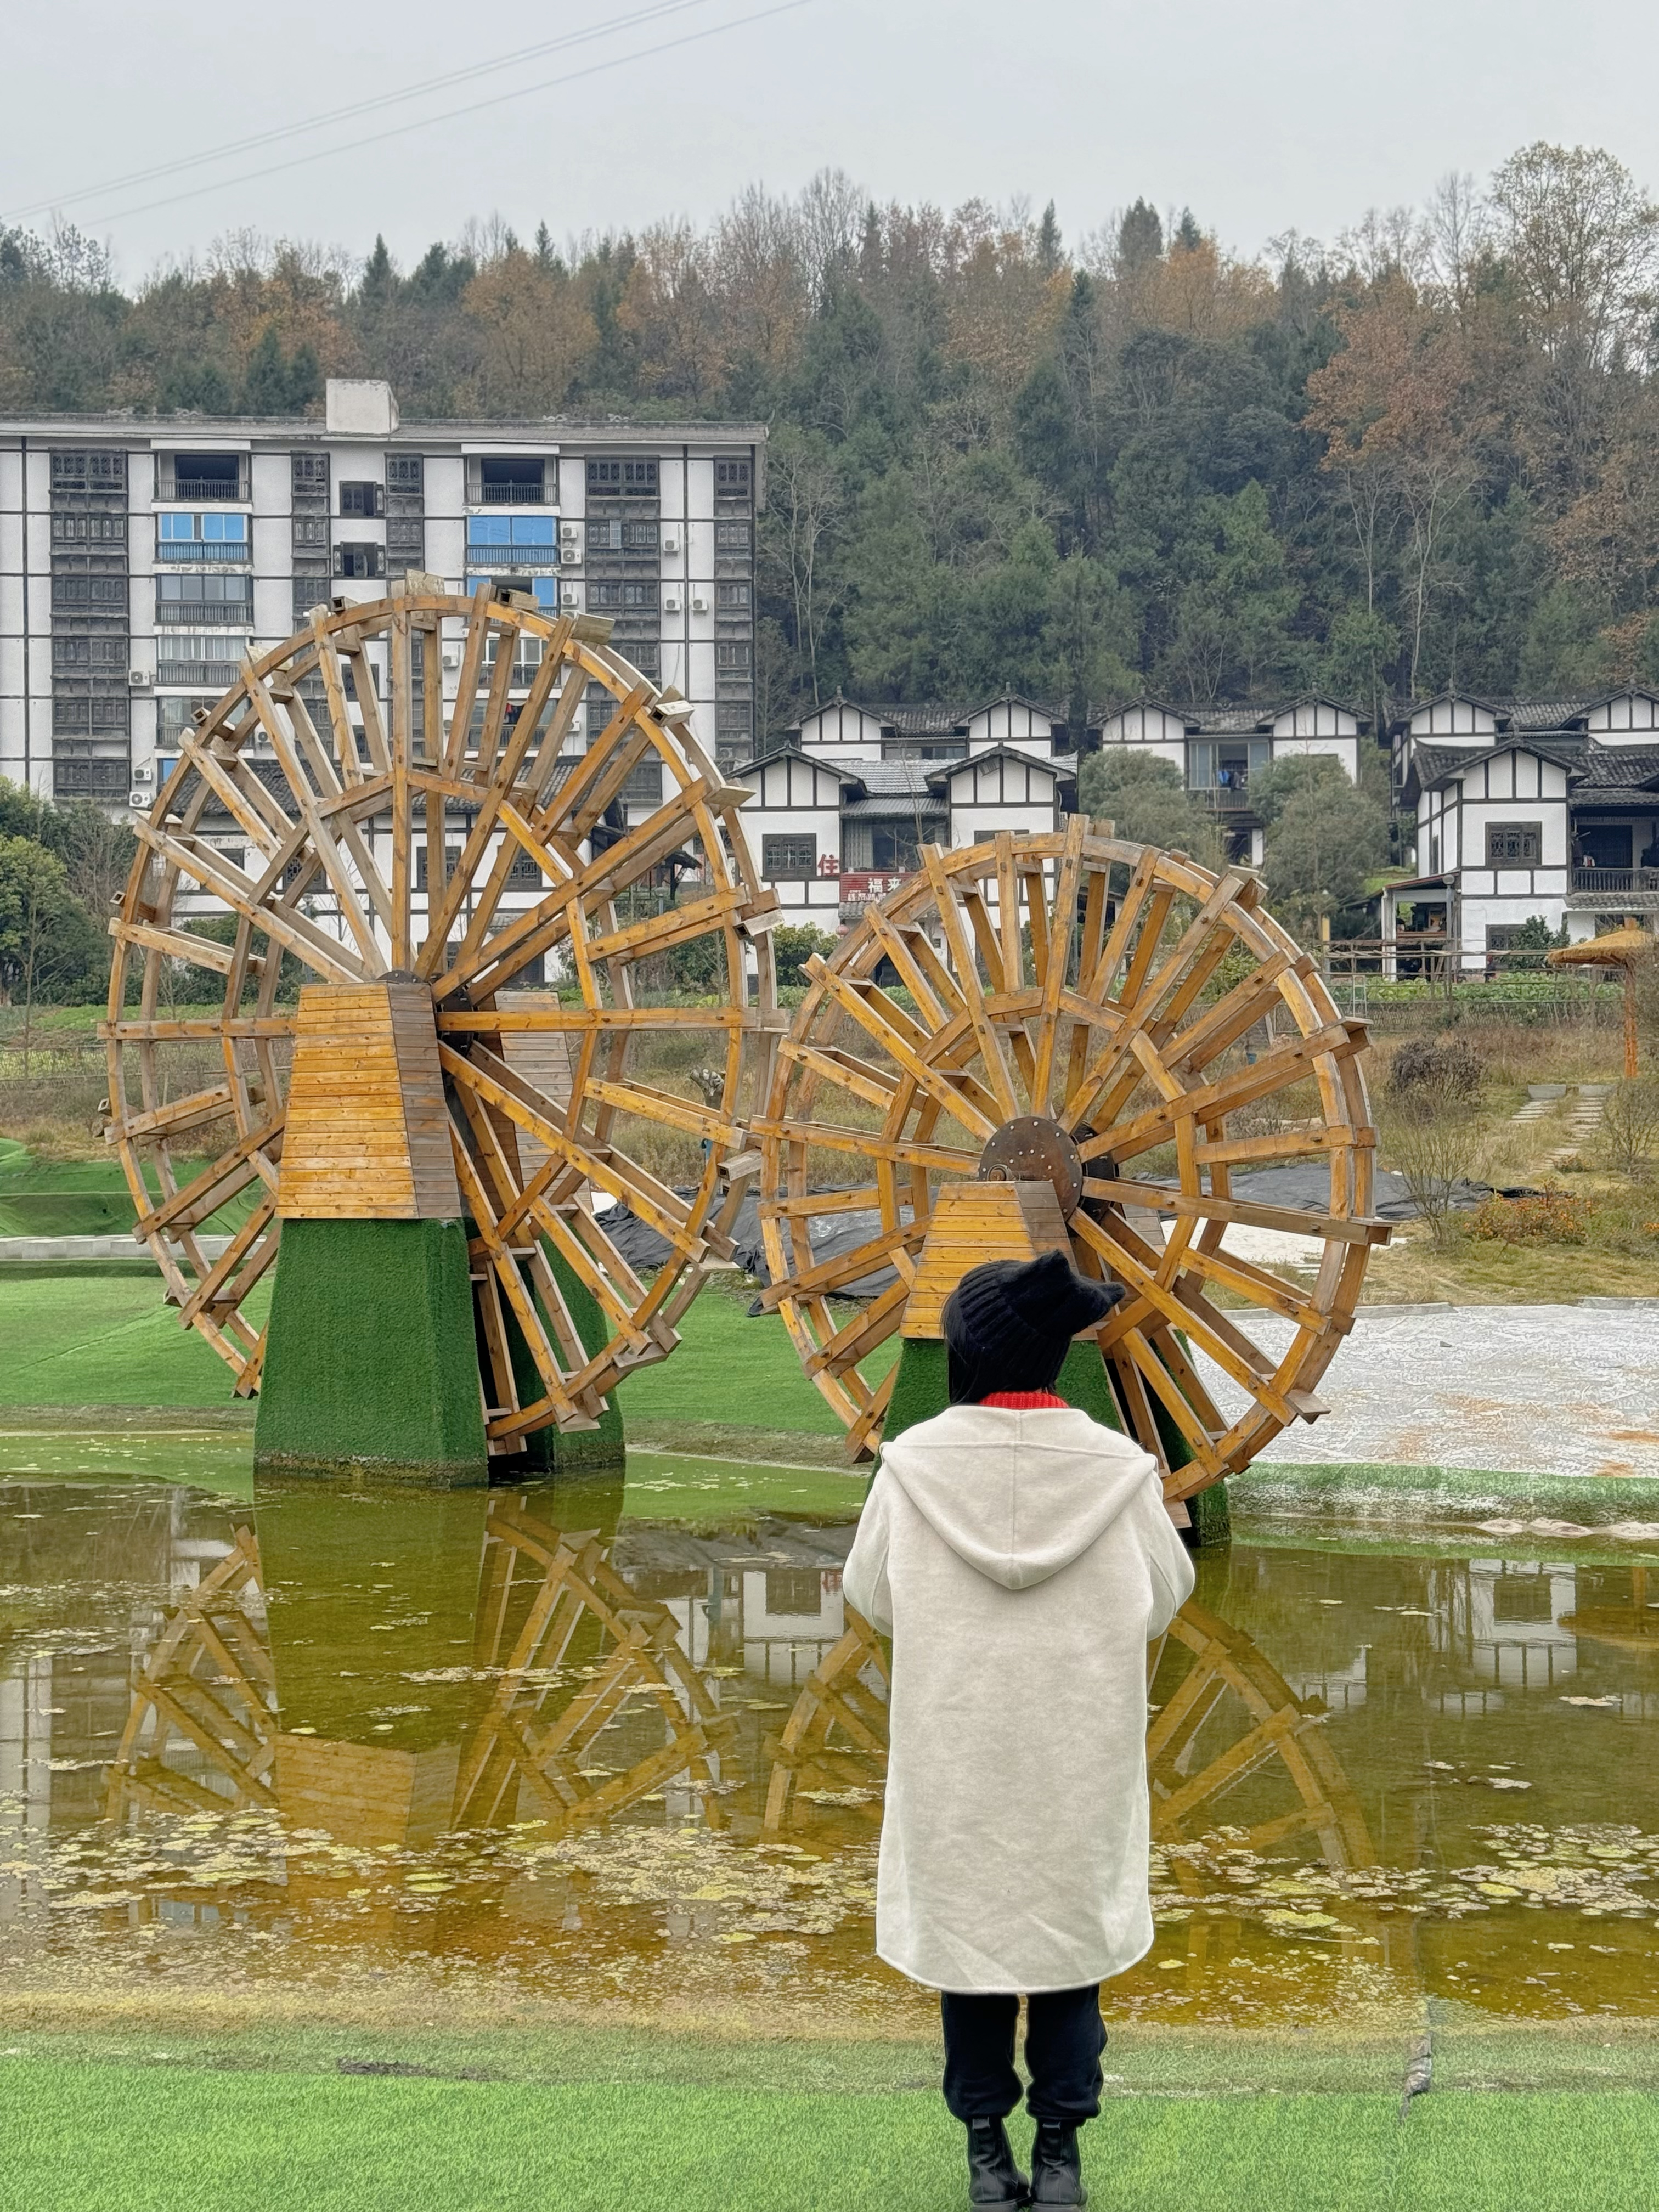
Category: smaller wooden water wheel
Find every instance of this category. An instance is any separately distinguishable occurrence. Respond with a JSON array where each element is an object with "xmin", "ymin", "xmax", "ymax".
[
  {"xmin": 758, "ymin": 821, "xmax": 1387, "ymax": 1494},
  {"xmin": 103, "ymin": 580, "xmax": 779, "ymax": 1447},
  {"xmin": 761, "ymin": 1610, "xmax": 889, "ymax": 1838}
]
